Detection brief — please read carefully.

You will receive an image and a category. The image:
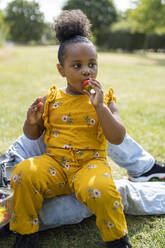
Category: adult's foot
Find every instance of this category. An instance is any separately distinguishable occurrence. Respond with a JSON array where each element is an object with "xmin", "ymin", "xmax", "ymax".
[{"xmin": 129, "ymin": 161, "xmax": 165, "ymax": 182}]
